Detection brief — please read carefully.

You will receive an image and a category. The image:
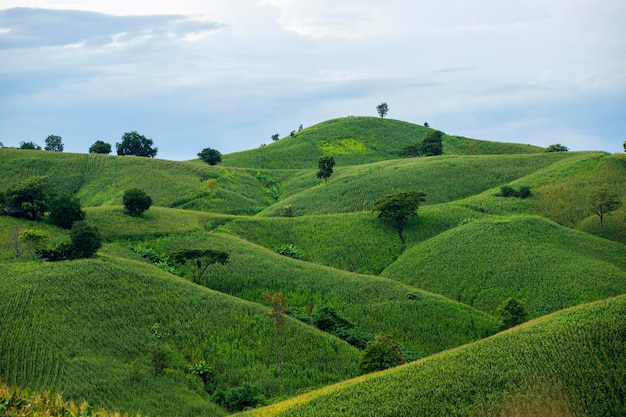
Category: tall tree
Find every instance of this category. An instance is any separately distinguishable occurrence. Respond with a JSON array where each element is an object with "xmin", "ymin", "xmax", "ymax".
[
  {"xmin": 89, "ymin": 140, "xmax": 112, "ymax": 154},
  {"xmin": 44, "ymin": 135, "xmax": 64, "ymax": 152},
  {"xmin": 262, "ymin": 292, "xmax": 289, "ymax": 378},
  {"xmin": 169, "ymin": 249, "xmax": 229, "ymax": 283},
  {"xmin": 376, "ymin": 102, "xmax": 389, "ymax": 118},
  {"xmin": 374, "ymin": 190, "xmax": 426, "ymax": 241},
  {"xmin": 419, "ymin": 130, "xmax": 444, "ymax": 156},
  {"xmin": 7, "ymin": 176, "xmax": 50, "ymax": 221},
  {"xmin": 316, "ymin": 156, "xmax": 335, "ymax": 182},
  {"xmin": 590, "ymin": 189, "xmax": 622, "ymax": 237},
  {"xmin": 197, "ymin": 148, "xmax": 222, "ymax": 165},
  {"xmin": 116, "ymin": 131, "xmax": 158, "ymax": 157}
]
